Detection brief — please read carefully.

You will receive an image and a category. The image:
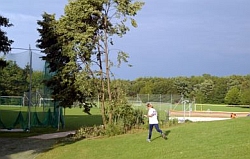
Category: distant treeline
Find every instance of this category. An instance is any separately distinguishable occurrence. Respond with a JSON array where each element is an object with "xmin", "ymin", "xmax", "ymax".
[
  {"xmin": 1, "ymin": 62, "xmax": 249, "ymax": 105},
  {"xmin": 115, "ymin": 74, "xmax": 250, "ymax": 105},
  {"xmin": 0, "ymin": 61, "xmax": 44, "ymax": 98}
]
